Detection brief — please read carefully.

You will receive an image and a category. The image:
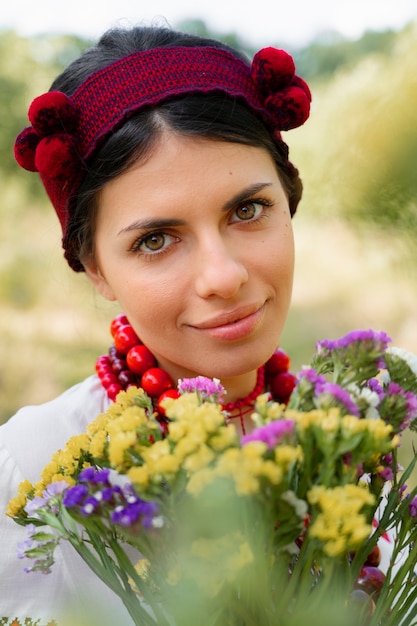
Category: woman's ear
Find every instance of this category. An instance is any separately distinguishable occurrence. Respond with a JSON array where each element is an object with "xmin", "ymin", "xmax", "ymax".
[{"xmin": 84, "ymin": 261, "xmax": 117, "ymax": 302}]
